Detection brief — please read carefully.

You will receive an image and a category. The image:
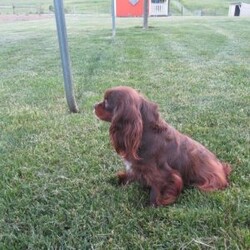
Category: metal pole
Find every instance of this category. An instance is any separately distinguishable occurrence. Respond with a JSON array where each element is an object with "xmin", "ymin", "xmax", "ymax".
[
  {"xmin": 143, "ymin": 0, "xmax": 149, "ymax": 29},
  {"xmin": 111, "ymin": 0, "xmax": 116, "ymax": 38},
  {"xmin": 54, "ymin": 0, "xmax": 79, "ymax": 113}
]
